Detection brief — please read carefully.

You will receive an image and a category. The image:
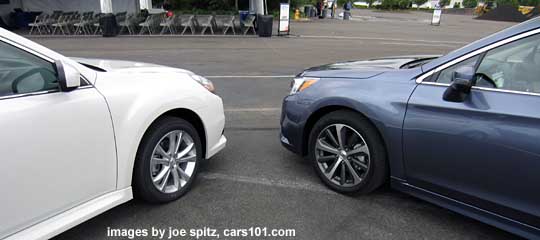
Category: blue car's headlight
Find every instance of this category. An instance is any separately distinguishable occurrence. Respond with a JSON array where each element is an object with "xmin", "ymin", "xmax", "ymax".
[{"xmin": 290, "ymin": 77, "xmax": 319, "ymax": 95}]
